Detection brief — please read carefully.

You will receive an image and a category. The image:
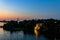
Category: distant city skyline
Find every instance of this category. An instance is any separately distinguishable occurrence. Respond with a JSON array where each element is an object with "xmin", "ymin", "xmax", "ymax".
[{"xmin": 0, "ymin": 0, "xmax": 60, "ymax": 20}]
